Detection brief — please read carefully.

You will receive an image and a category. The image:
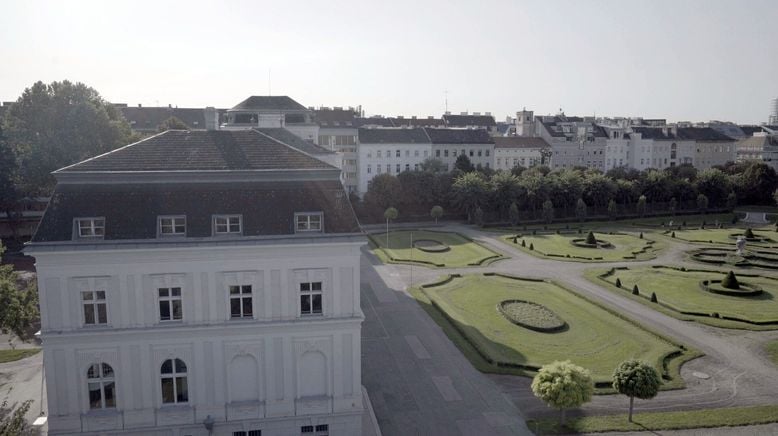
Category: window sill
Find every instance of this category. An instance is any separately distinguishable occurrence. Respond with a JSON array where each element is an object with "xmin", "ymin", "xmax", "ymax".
[
  {"xmin": 82, "ymin": 408, "xmax": 120, "ymax": 418},
  {"xmin": 81, "ymin": 324, "xmax": 112, "ymax": 330}
]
